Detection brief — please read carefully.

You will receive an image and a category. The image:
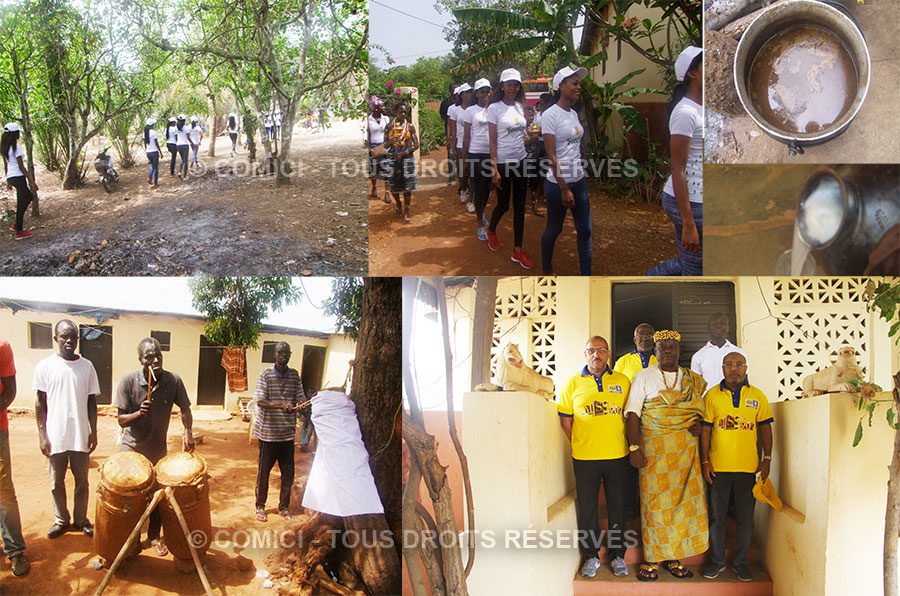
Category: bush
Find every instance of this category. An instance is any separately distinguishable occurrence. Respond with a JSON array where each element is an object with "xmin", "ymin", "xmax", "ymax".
[{"xmin": 417, "ymin": 106, "xmax": 445, "ymax": 155}]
